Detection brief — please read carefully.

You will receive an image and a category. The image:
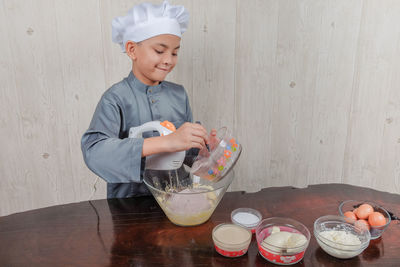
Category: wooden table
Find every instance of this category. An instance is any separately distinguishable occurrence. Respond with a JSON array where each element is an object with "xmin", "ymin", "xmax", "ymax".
[{"xmin": 0, "ymin": 184, "xmax": 399, "ymax": 266}]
